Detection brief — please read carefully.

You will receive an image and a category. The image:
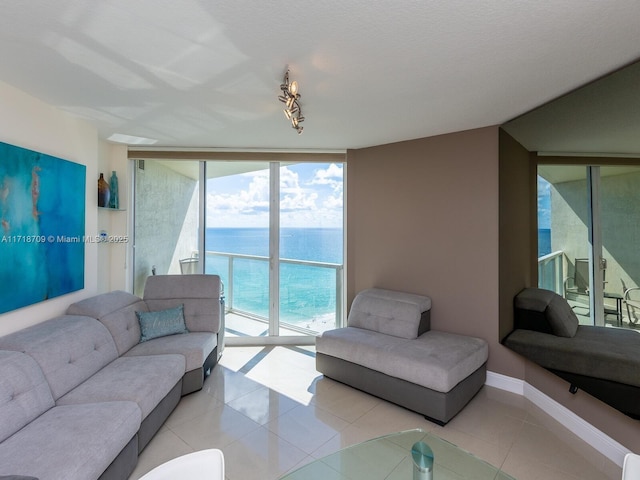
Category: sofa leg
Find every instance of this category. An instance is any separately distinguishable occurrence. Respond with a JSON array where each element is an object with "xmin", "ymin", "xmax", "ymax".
[{"xmin": 569, "ymin": 384, "xmax": 579, "ymax": 394}]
